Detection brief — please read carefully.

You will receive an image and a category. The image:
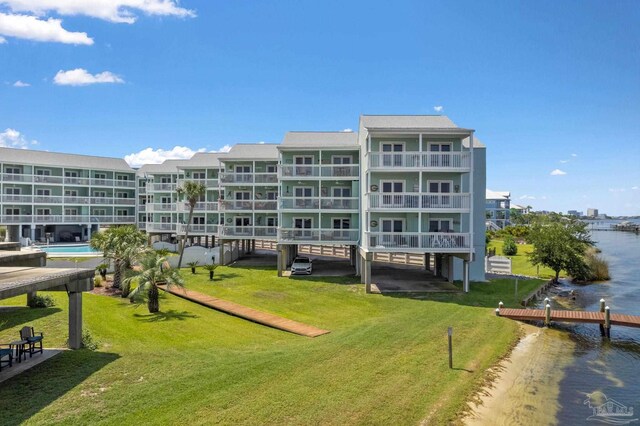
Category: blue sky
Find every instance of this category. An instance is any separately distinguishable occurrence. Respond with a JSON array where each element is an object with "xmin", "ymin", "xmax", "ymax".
[{"xmin": 1, "ymin": 1, "xmax": 639, "ymax": 215}]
